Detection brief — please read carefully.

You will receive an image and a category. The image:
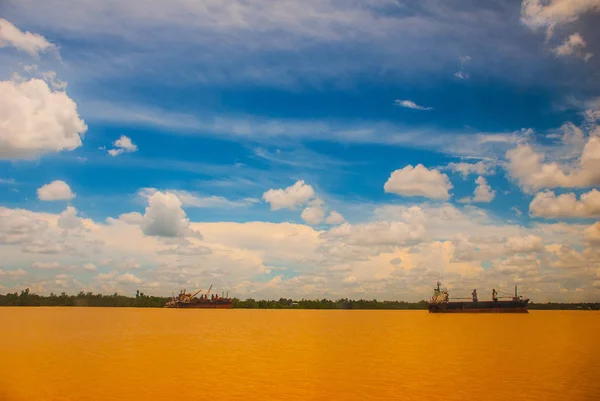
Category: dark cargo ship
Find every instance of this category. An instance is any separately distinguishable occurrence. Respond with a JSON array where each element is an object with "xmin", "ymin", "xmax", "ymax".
[
  {"xmin": 428, "ymin": 281, "xmax": 529, "ymax": 313},
  {"xmin": 165, "ymin": 285, "xmax": 233, "ymax": 309}
]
